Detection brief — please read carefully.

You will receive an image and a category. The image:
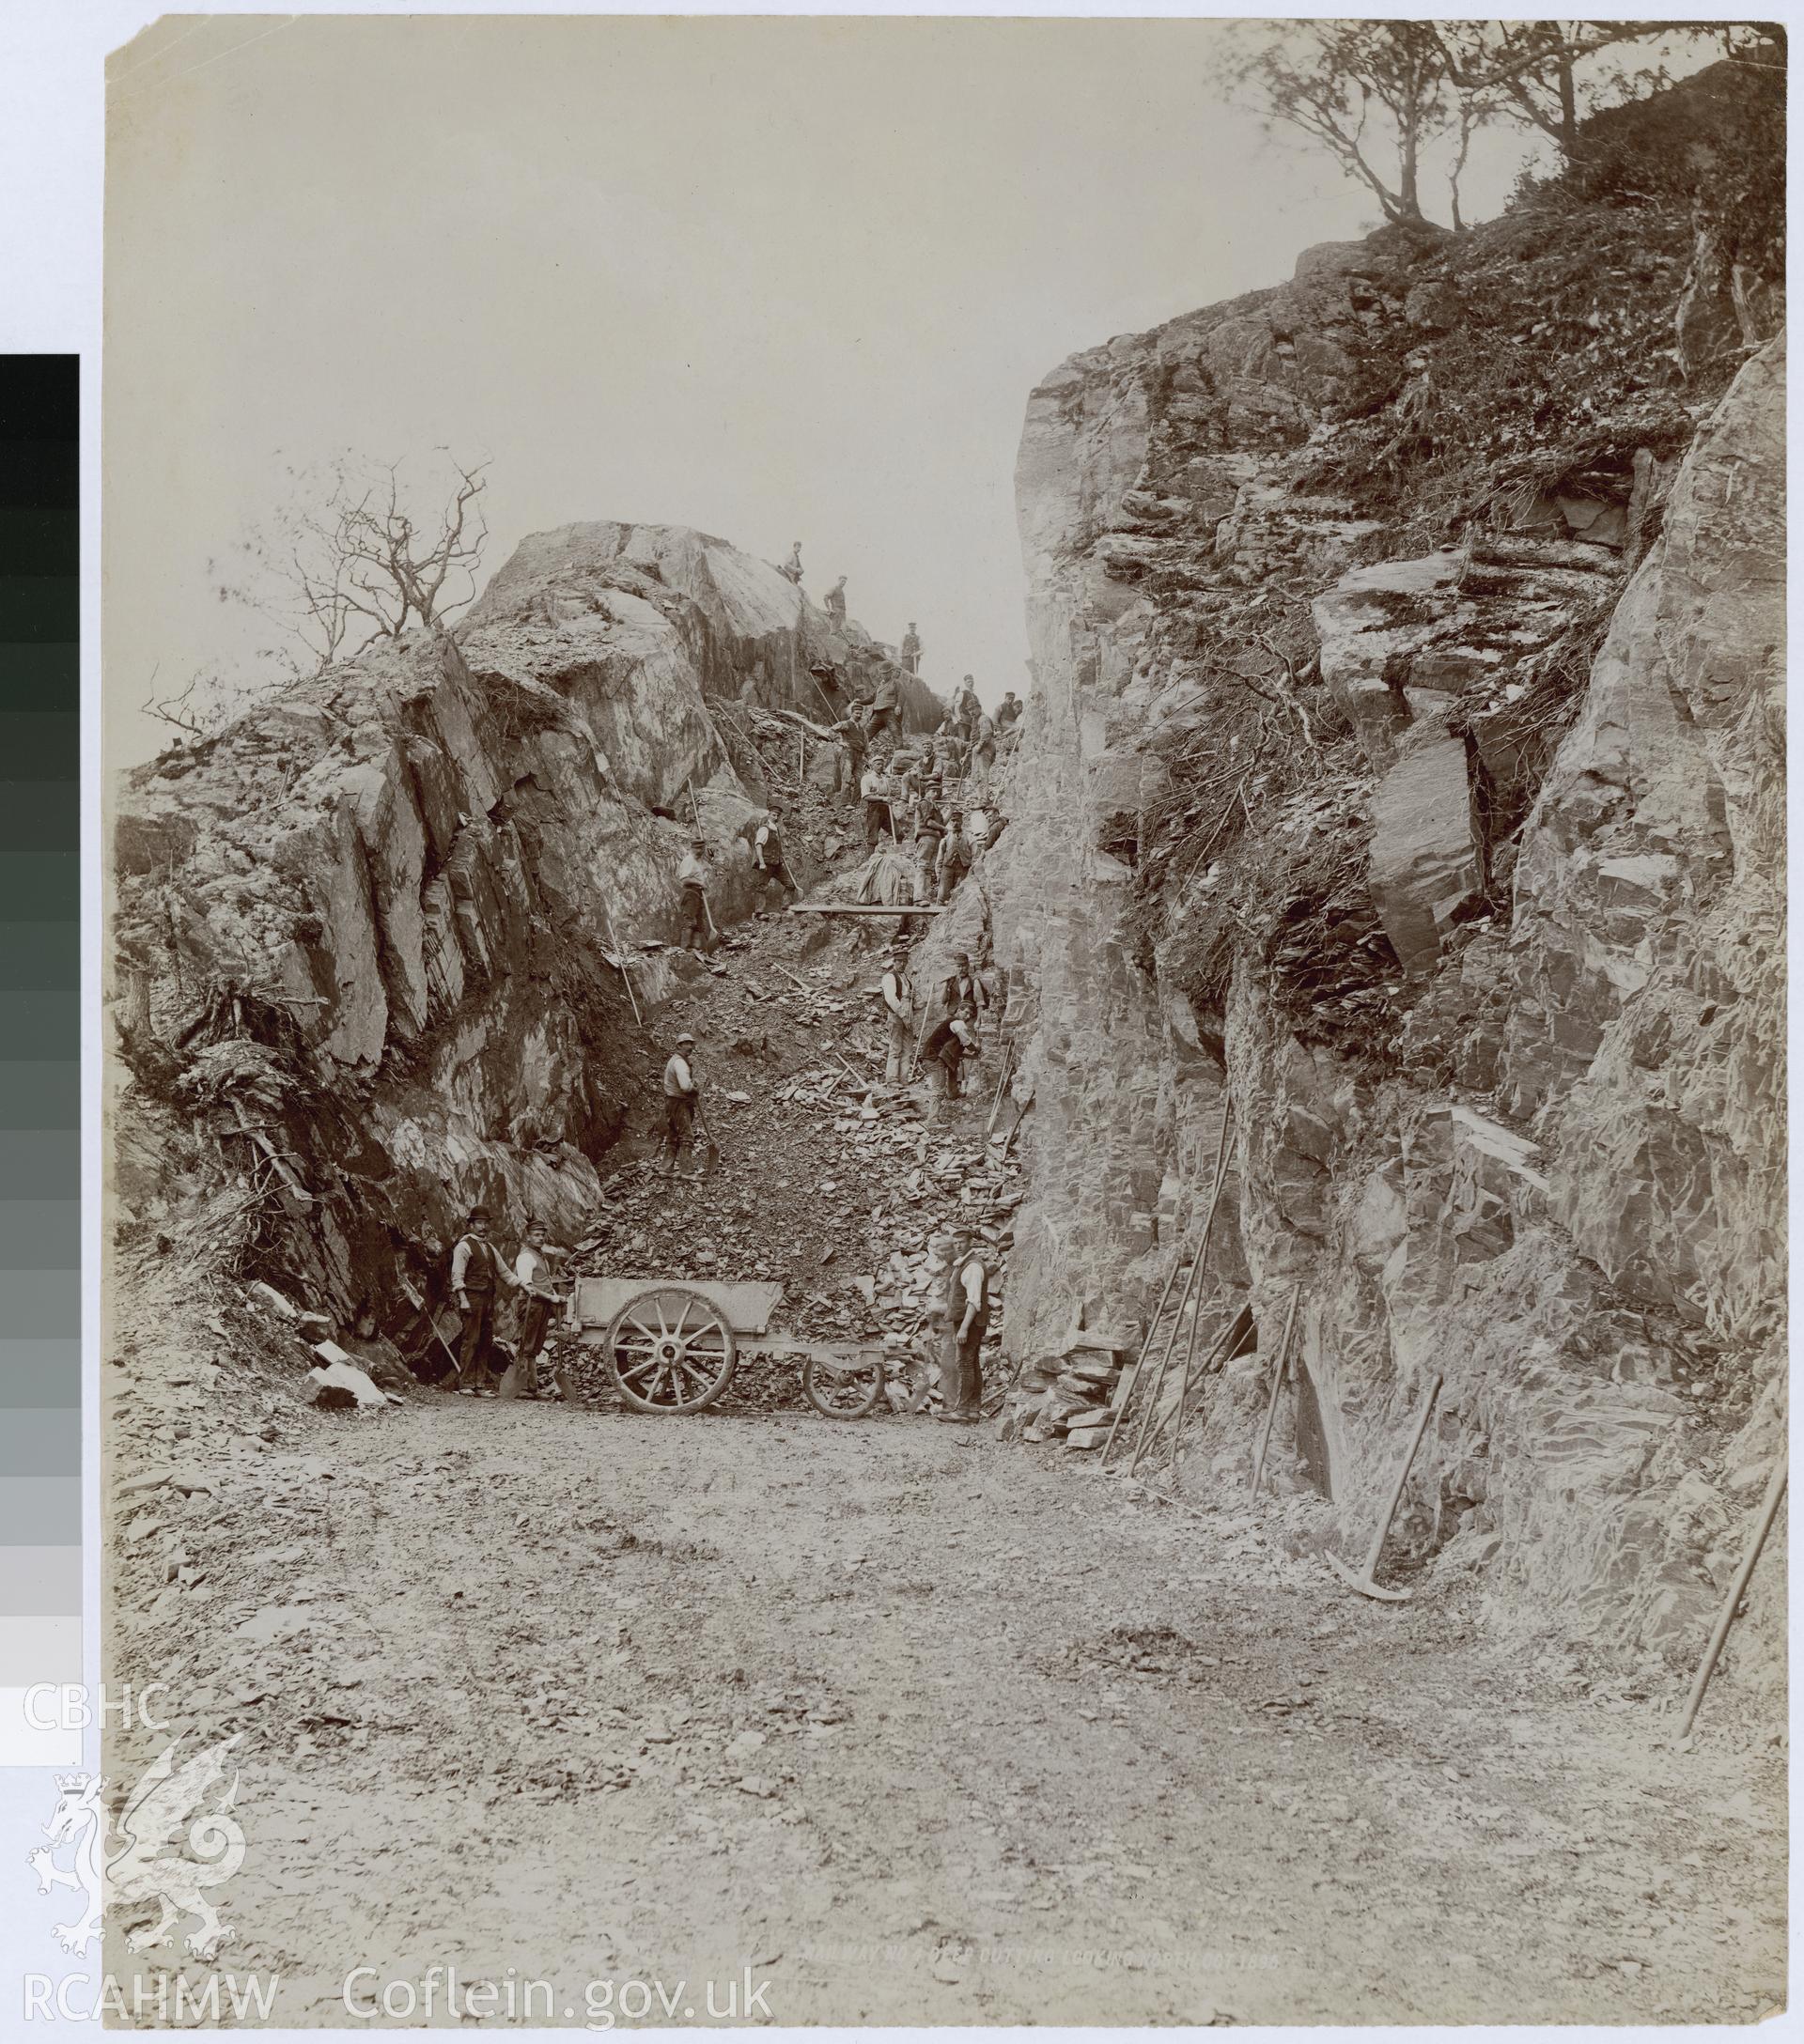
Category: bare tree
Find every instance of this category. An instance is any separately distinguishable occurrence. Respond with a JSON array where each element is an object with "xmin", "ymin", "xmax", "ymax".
[
  {"xmin": 224, "ymin": 450, "xmax": 490, "ymax": 678},
  {"xmin": 1226, "ymin": 22, "xmax": 1457, "ymax": 226},
  {"xmin": 140, "ymin": 662, "xmax": 265, "ymax": 749}
]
